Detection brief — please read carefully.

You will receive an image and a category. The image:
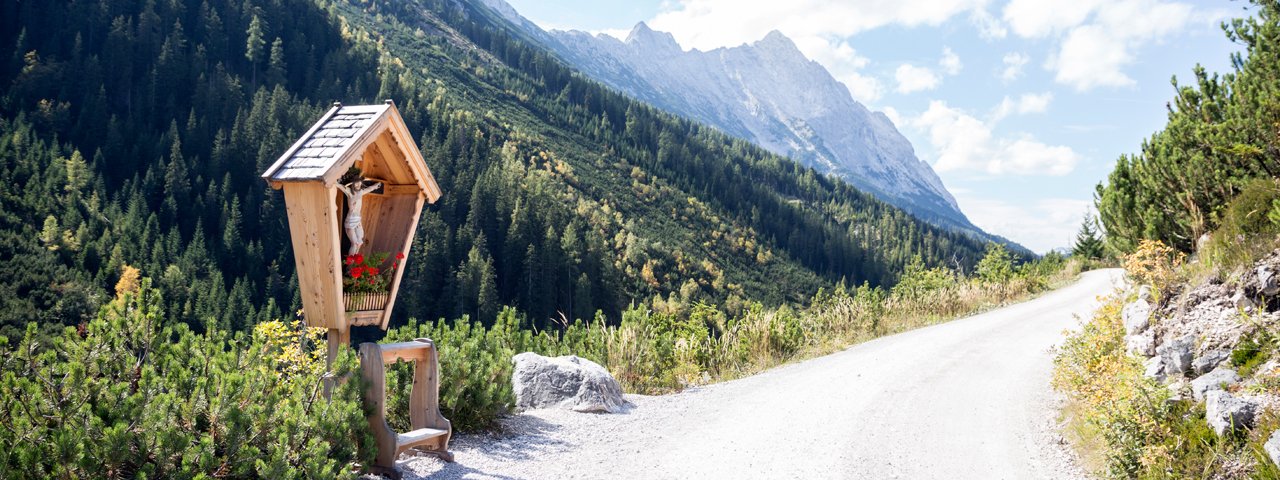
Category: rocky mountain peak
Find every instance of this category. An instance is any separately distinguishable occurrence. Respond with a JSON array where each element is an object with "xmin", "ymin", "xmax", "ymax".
[{"xmin": 625, "ymin": 22, "xmax": 682, "ymax": 52}]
